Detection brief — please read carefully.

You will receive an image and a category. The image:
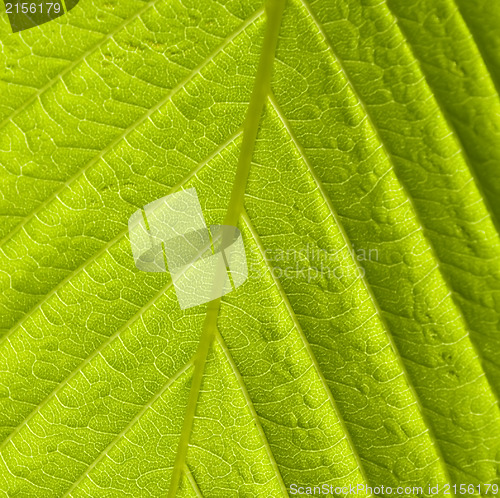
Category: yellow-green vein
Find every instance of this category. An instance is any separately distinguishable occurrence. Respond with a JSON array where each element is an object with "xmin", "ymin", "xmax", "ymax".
[{"xmin": 167, "ymin": 1, "xmax": 286, "ymax": 495}]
